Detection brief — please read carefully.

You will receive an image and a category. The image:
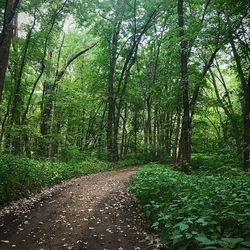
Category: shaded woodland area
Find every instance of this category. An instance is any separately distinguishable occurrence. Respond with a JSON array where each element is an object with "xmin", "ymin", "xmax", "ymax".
[
  {"xmin": 0, "ymin": 1, "xmax": 250, "ymax": 249},
  {"xmin": 0, "ymin": 0, "xmax": 249, "ymax": 172}
]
